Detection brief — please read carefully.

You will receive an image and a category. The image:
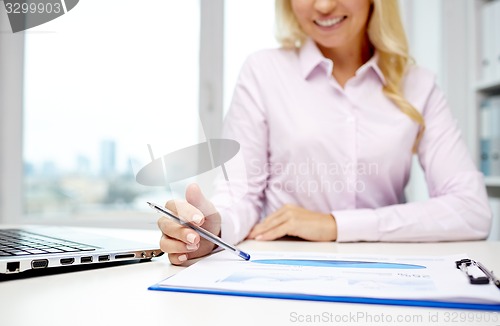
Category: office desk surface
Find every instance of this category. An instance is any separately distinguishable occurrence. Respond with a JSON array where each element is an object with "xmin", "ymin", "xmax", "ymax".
[{"xmin": 1, "ymin": 228, "xmax": 499, "ymax": 326}]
